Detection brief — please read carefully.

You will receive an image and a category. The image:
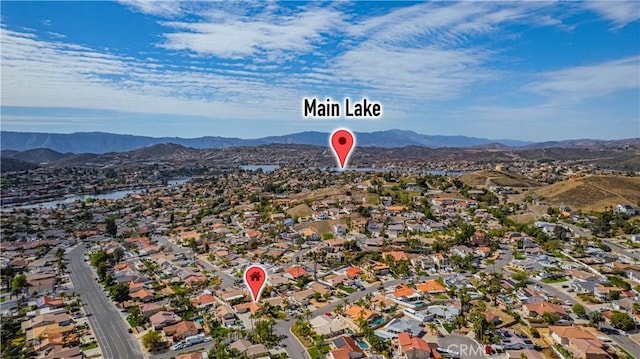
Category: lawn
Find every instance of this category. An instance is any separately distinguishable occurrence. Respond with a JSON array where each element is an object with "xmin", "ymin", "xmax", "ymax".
[
  {"xmin": 81, "ymin": 342, "xmax": 98, "ymax": 350},
  {"xmin": 442, "ymin": 322, "xmax": 456, "ymax": 333},
  {"xmin": 434, "ymin": 294, "xmax": 449, "ymax": 300},
  {"xmin": 365, "ymin": 193, "xmax": 380, "ymax": 205},
  {"xmin": 126, "ymin": 315, "xmax": 138, "ymax": 328},
  {"xmin": 541, "ymin": 276, "xmax": 568, "ymax": 284},
  {"xmin": 340, "ymin": 286, "xmax": 356, "ymax": 294},
  {"xmin": 308, "ymin": 344, "xmax": 330, "ymax": 359},
  {"xmin": 514, "ymin": 252, "xmax": 526, "ymax": 260},
  {"xmin": 0, "ymin": 297, "xmax": 5, "ymax": 303}
]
